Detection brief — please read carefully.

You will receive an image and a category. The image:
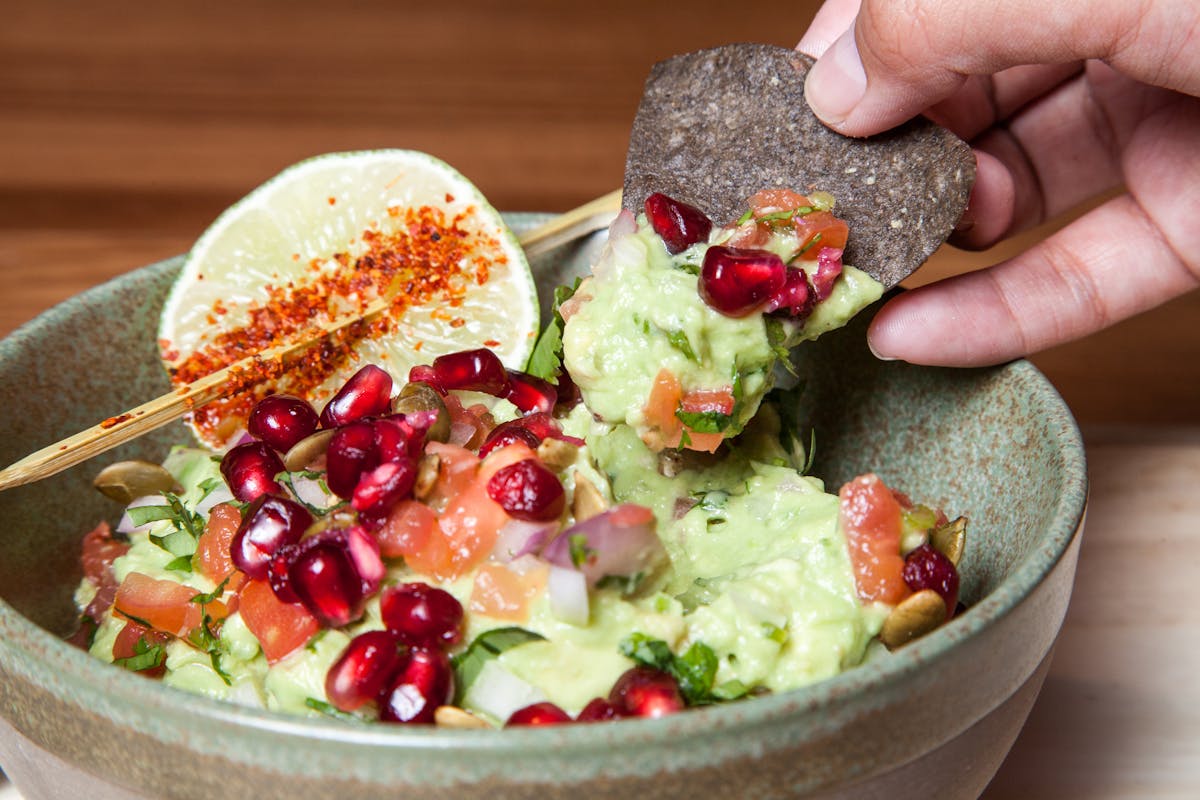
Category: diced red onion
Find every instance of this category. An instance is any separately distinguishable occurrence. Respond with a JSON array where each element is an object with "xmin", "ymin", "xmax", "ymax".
[
  {"xmin": 547, "ymin": 565, "xmax": 589, "ymax": 626},
  {"xmin": 491, "ymin": 519, "xmax": 559, "ymax": 563},
  {"xmin": 608, "ymin": 208, "xmax": 637, "ymax": 241},
  {"xmin": 541, "ymin": 504, "xmax": 662, "ymax": 587},
  {"xmin": 463, "ymin": 659, "xmax": 548, "ymax": 723}
]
